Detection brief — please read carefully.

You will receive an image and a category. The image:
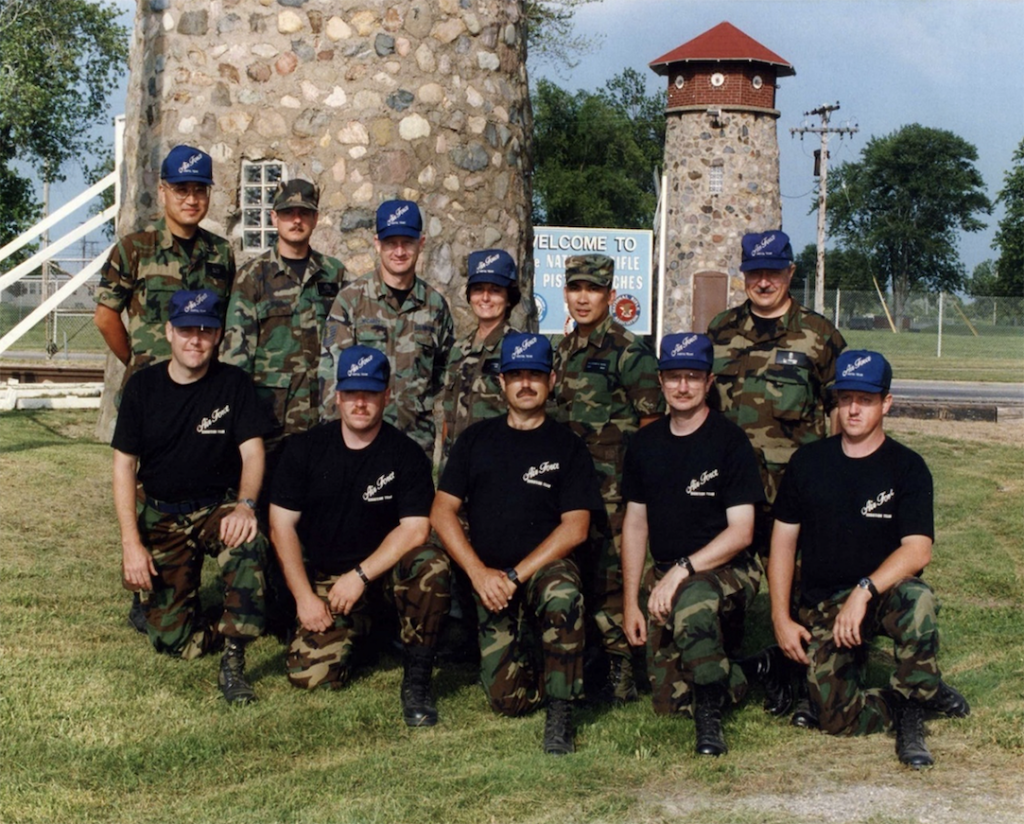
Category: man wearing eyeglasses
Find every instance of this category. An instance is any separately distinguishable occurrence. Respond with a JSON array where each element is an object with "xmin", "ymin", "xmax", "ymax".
[
  {"xmin": 706, "ymin": 230, "xmax": 846, "ymax": 727},
  {"xmin": 94, "ymin": 145, "xmax": 235, "ymax": 390},
  {"xmin": 621, "ymin": 333, "xmax": 784, "ymax": 756}
]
